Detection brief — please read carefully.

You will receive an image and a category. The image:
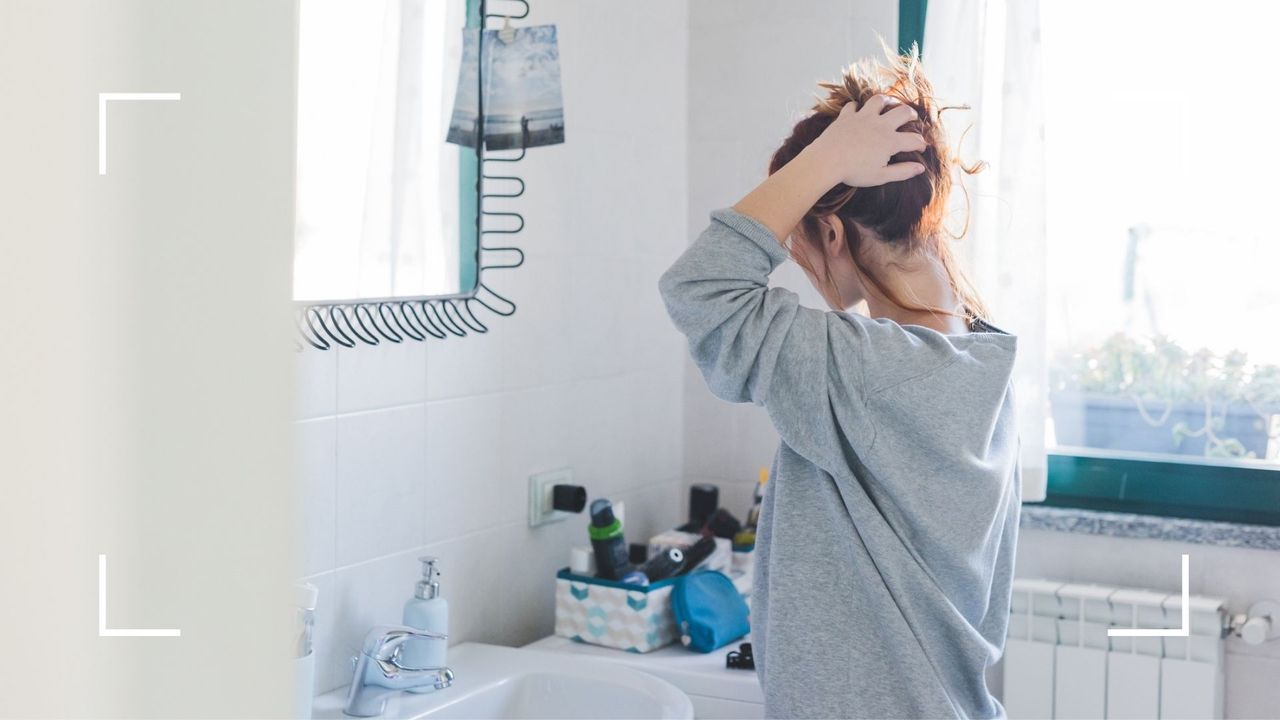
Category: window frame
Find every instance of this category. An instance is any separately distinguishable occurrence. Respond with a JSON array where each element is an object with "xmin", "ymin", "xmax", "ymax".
[
  {"xmin": 898, "ymin": 0, "xmax": 929, "ymax": 55},
  {"xmin": 899, "ymin": 0, "xmax": 1280, "ymax": 527},
  {"xmin": 1044, "ymin": 452, "xmax": 1280, "ymax": 527}
]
